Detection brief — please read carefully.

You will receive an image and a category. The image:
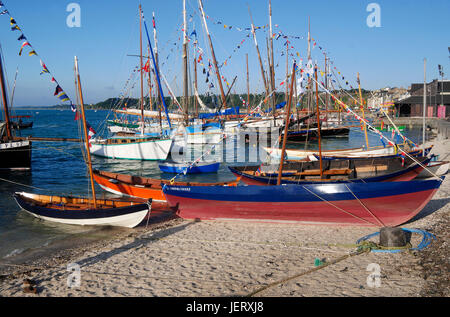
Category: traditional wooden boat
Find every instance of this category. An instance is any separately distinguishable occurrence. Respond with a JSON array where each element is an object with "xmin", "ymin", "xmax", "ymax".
[
  {"xmin": 12, "ymin": 56, "xmax": 154, "ymax": 228},
  {"xmin": 159, "ymin": 160, "xmax": 220, "ymax": 174},
  {"xmin": 10, "ymin": 116, "xmax": 33, "ymax": 129},
  {"xmin": 185, "ymin": 122, "xmax": 224, "ymax": 144},
  {"xmin": 263, "ymin": 144, "xmax": 429, "ymax": 161},
  {"xmin": 228, "ymin": 156, "xmax": 431, "ymax": 185},
  {"xmin": 0, "ymin": 126, "xmax": 32, "ymax": 171},
  {"xmin": 92, "ymin": 169, "xmax": 239, "ymax": 203},
  {"xmin": 162, "ymin": 178, "xmax": 444, "ymax": 226},
  {"xmin": 90, "ymin": 5, "xmax": 174, "ymax": 161},
  {"xmin": 315, "ymin": 146, "xmax": 432, "ymax": 160},
  {"xmin": 89, "ymin": 135, "xmax": 173, "ymax": 160},
  {"xmin": 14, "ymin": 192, "xmax": 150, "ymax": 228},
  {"xmin": 0, "ymin": 55, "xmax": 32, "ymax": 171}
]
